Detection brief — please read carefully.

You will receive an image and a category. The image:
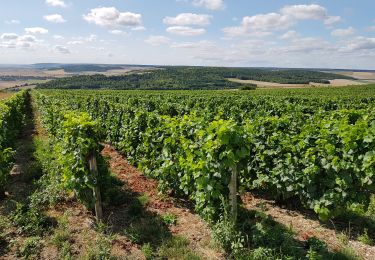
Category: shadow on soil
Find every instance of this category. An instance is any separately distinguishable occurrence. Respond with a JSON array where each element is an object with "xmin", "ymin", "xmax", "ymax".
[
  {"xmin": 0, "ymin": 95, "xmax": 40, "ymax": 214},
  {"xmin": 103, "ymin": 180, "xmax": 172, "ymax": 249},
  {"xmin": 232, "ymin": 206, "xmax": 344, "ymax": 259},
  {"xmin": 0, "ymin": 95, "xmax": 56, "ymax": 256},
  {"xmin": 249, "ymin": 190, "xmax": 375, "ymax": 243}
]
